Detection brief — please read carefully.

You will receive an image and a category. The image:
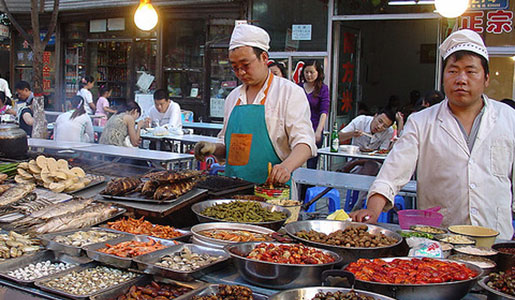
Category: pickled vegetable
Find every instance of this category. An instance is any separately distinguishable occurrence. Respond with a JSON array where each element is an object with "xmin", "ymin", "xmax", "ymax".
[{"xmin": 200, "ymin": 201, "xmax": 286, "ymax": 223}]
